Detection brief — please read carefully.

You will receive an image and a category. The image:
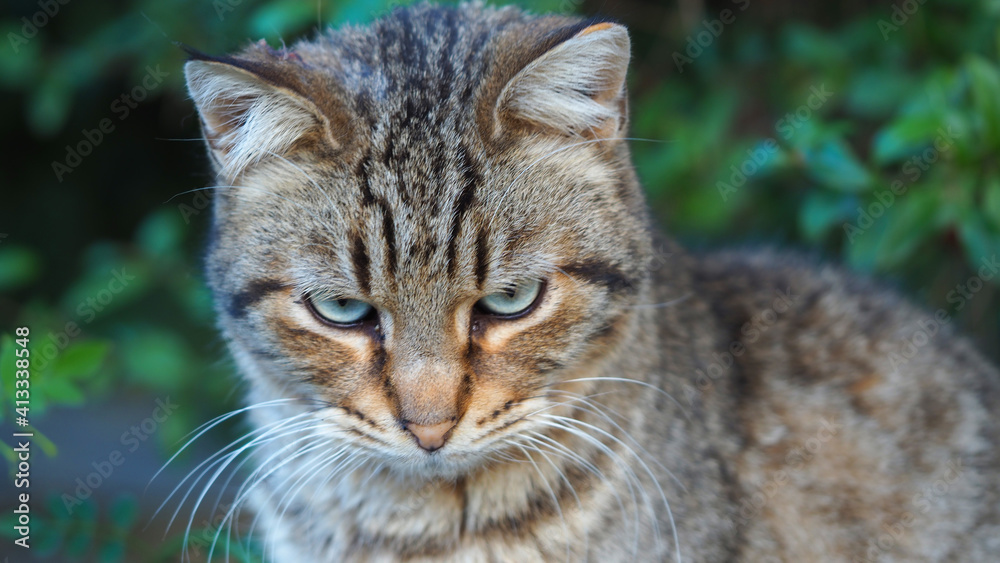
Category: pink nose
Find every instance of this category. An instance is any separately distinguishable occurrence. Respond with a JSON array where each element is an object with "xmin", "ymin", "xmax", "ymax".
[{"xmin": 405, "ymin": 420, "xmax": 456, "ymax": 452}]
